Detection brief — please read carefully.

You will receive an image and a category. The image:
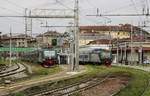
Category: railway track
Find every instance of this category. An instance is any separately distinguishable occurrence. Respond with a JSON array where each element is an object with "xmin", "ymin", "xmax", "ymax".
[
  {"xmin": 0, "ymin": 64, "xmax": 19, "ymax": 75},
  {"xmin": 0, "ymin": 63, "xmax": 26, "ymax": 78},
  {"xmin": 24, "ymin": 74, "xmax": 111, "ymax": 96}
]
